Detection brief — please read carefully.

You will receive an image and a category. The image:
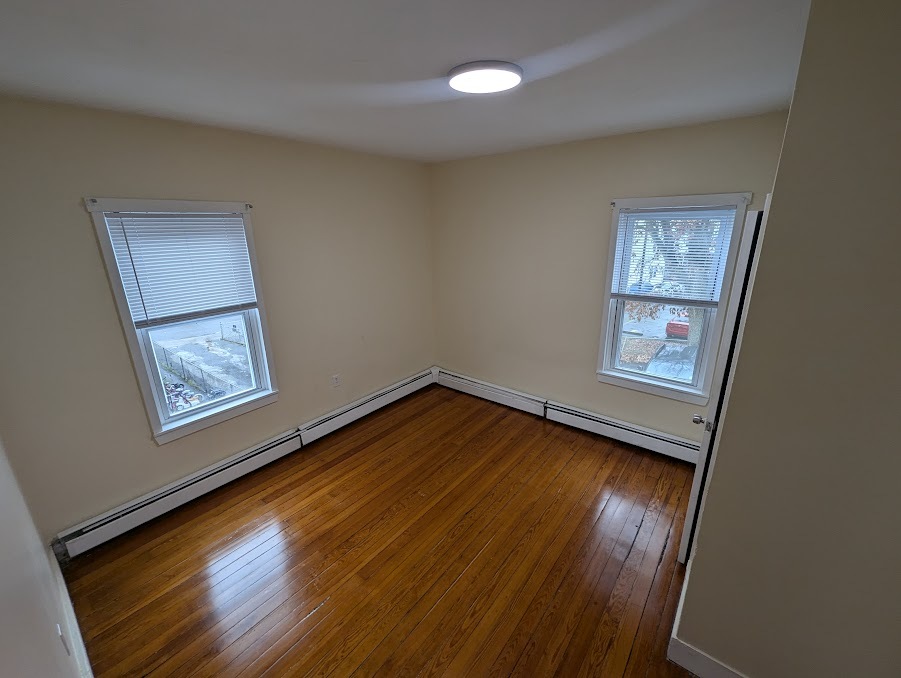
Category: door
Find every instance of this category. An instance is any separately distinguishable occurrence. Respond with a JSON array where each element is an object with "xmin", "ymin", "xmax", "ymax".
[{"xmin": 678, "ymin": 196, "xmax": 771, "ymax": 564}]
